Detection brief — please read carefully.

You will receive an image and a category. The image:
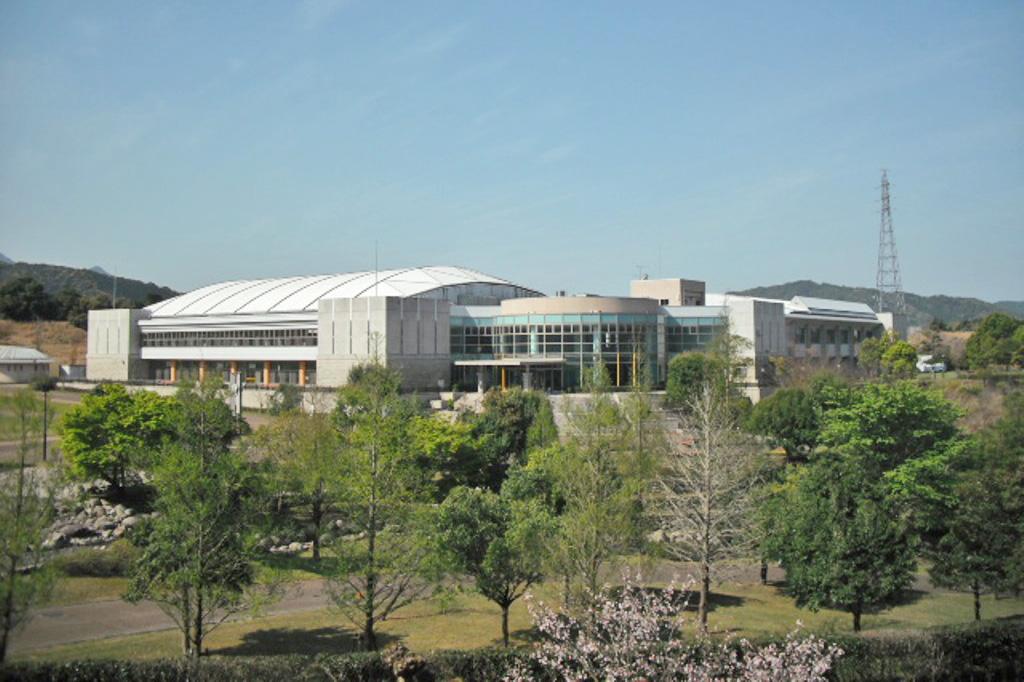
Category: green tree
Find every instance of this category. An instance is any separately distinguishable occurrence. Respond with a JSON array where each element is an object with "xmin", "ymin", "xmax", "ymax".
[
  {"xmin": 126, "ymin": 382, "xmax": 269, "ymax": 660},
  {"xmin": 0, "ymin": 390, "xmax": 56, "ymax": 663},
  {"xmin": 818, "ymin": 381, "xmax": 963, "ymax": 540},
  {"xmin": 881, "ymin": 340, "xmax": 919, "ymax": 377},
  {"xmin": 929, "ymin": 463, "xmax": 1020, "ymax": 621},
  {"xmin": 966, "ymin": 312, "xmax": 1021, "ymax": 369},
  {"xmin": 254, "ymin": 404, "xmax": 343, "ymax": 561},
  {"xmin": 764, "ymin": 455, "xmax": 916, "ymax": 632},
  {"xmin": 0, "ymin": 277, "xmax": 57, "ymax": 322},
  {"xmin": 60, "ymin": 384, "xmax": 179, "ymax": 493},
  {"xmin": 858, "ymin": 331, "xmax": 896, "ymax": 376},
  {"xmin": 544, "ymin": 382, "xmax": 649, "ymax": 602},
  {"xmin": 327, "ymin": 362, "xmax": 440, "ymax": 650},
  {"xmin": 408, "ymin": 414, "xmax": 479, "ymax": 499},
  {"xmin": 436, "ymin": 485, "xmax": 554, "ymax": 646},
  {"xmin": 746, "ymin": 387, "xmax": 819, "ymax": 457},
  {"xmin": 470, "ymin": 388, "xmax": 557, "ymax": 491},
  {"xmin": 665, "ymin": 353, "xmax": 715, "ymax": 409}
]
